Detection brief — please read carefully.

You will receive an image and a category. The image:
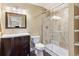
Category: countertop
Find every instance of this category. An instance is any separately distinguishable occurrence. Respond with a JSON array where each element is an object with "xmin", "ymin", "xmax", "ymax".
[{"xmin": 0, "ymin": 33, "xmax": 30, "ymax": 38}]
